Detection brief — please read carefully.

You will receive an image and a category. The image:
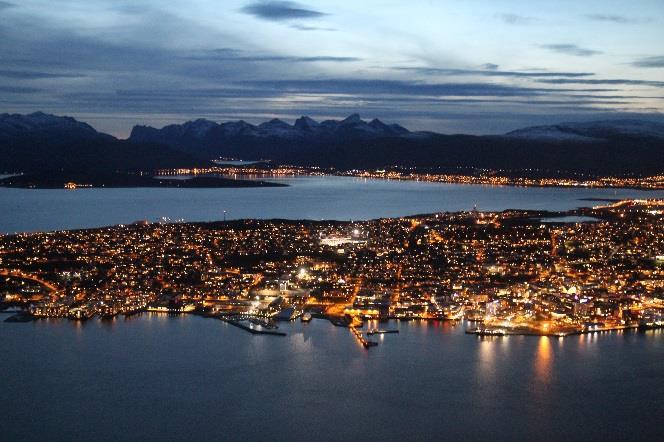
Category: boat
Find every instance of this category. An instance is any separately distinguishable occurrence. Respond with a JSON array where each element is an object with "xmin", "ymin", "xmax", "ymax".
[
  {"xmin": 100, "ymin": 311, "xmax": 119, "ymax": 320},
  {"xmin": 68, "ymin": 307, "xmax": 95, "ymax": 321},
  {"xmin": 301, "ymin": 312, "xmax": 312, "ymax": 322},
  {"xmin": 367, "ymin": 329, "xmax": 399, "ymax": 335},
  {"xmin": 638, "ymin": 320, "xmax": 664, "ymax": 331},
  {"xmin": 276, "ymin": 307, "xmax": 302, "ymax": 321},
  {"xmin": 99, "ymin": 305, "xmax": 119, "ymax": 320},
  {"xmin": 475, "ymin": 328, "xmax": 506, "ymax": 336},
  {"xmin": 122, "ymin": 307, "xmax": 144, "ymax": 317},
  {"xmin": 468, "ymin": 328, "xmax": 506, "ymax": 336}
]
